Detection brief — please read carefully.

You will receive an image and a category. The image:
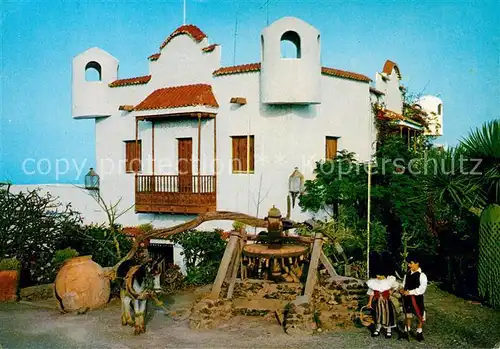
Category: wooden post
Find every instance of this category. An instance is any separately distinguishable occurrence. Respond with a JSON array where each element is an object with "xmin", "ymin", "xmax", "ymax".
[
  {"xmin": 210, "ymin": 232, "xmax": 241, "ymax": 298},
  {"xmin": 320, "ymin": 250, "xmax": 338, "ymax": 277},
  {"xmin": 213, "ymin": 116, "xmax": 217, "ymax": 194},
  {"xmin": 303, "ymin": 233, "xmax": 323, "ymax": 302},
  {"xmin": 197, "ymin": 113, "xmax": 201, "ymax": 193},
  {"xmin": 135, "ymin": 118, "xmax": 139, "ymax": 174},
  {"xmin": 152, "ymin": 120, "xmax": 155, "ymax": 176},
  {"xmin": 407, "ymin": 127, "xmax": 410, "ymax": 148},
  {"xmin": 226, "ymin": 231, "xmax": 245, "ymax": 299}
]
